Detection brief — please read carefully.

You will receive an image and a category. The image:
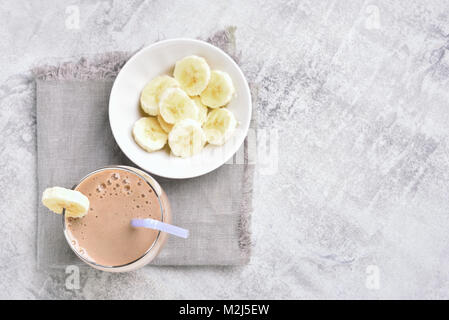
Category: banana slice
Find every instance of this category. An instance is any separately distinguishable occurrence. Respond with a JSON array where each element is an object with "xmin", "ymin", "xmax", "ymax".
[
  {"xmin": 191, "ymin": 96, "xmax": 209, "ymax": 125},
  {"xmin": 174, "ymin": 55, "xmax": 211, "ymax": 96},
  {"xmin": 168, "ymin": 119, "xmax": 206, "ymax": 158},
  {"xmin": 203, "ymin": 108, "xmax": 237, "ymax": 145},
  {"xmin": 133, "ymin": 117, "xmax": 168, "ymax": 152},
  {"xmin": 42, "ymin": 187, "xmax": 89, "ymax": 218},
  {"xmin": 200, "ymin": 70, "xmax": 235, "ymax": 108},
  {"xmin": 157, "ymin": 114, "xmax": 173, "ymax": 133},
  {"xmin": 159, "ymin": 88, "xmax": 199, "ymax": 124},
  {"xmin": 140, "ymin": 75, "xmax": 179, "ymax": 116}
]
